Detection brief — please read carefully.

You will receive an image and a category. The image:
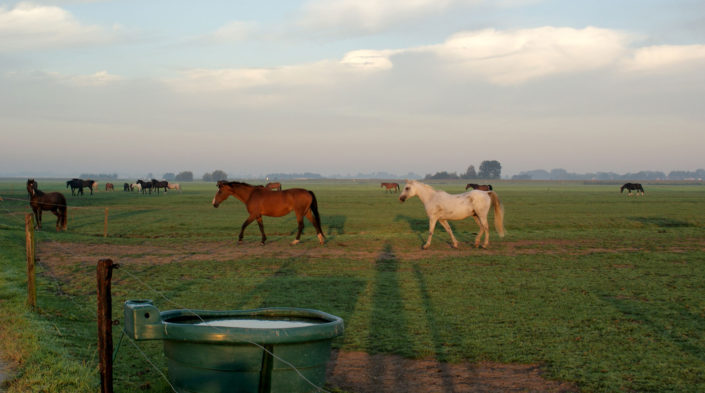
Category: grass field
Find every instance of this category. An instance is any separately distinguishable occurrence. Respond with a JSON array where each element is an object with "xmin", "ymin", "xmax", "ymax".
[{"xmin": 1, "ymin": 179, "xmax": 704, "ymax": 392}]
